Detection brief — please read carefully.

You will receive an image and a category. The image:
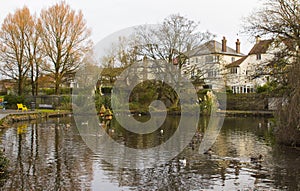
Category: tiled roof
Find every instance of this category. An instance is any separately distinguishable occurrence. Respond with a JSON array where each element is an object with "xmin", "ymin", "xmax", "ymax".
[
  {"xmin": 185, "ymin": 40, "xmax": 244, "ymax": 57},
  {"xmin": 248, "ymin": 40, "xmax": 273, "ymax": 55},
  {"xmin": 100, "ymin": 67, "xmax": 126, "ymax": 77},
  {"xmin": 226, "ymin": 56, "xmax": 247, "ymax": 68}
]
